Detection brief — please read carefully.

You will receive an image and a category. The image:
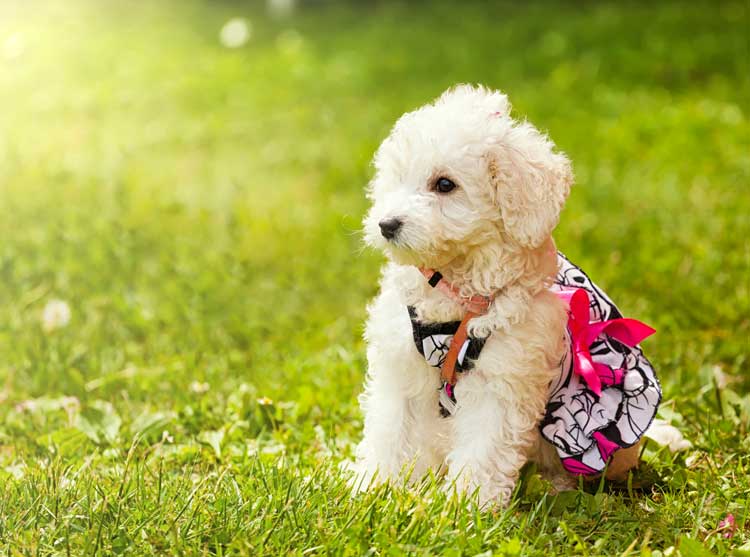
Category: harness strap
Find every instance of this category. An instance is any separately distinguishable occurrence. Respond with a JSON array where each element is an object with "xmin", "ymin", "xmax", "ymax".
[
  {"xmin": 417, "ymin": 267, "xmax": 500, "ymax": 386},
  {"xmin": 440, "ymin": 310, "xmax": 476, "ymax": 385}
]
